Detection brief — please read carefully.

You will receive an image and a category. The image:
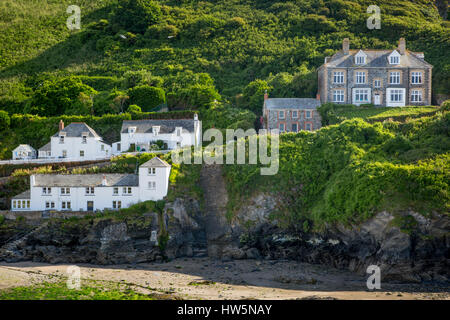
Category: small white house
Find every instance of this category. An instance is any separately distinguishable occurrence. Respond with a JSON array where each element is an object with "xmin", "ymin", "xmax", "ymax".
[
  {"xmin": 38, "ymin": 120, "xmax": 111, "ymax": 161},
  {"xmin": 112, "ymin": 115, "xmax": 202, "ymax": 154},
  {"xmin": 11, "ymin": 157, "xmax": 171, "ymax": 212},
  {"xmin": 12, "ymin": 144, "xmax": 36, "ymax": 160}
]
